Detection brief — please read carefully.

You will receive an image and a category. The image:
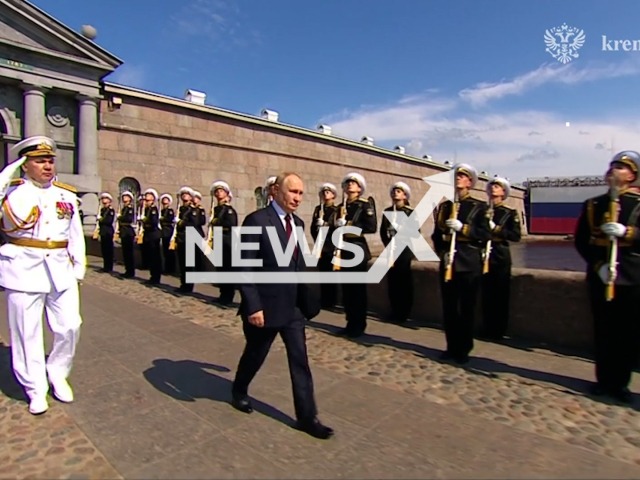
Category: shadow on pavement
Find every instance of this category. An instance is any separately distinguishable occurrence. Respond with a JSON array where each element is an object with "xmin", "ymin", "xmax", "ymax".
[
  {"xmin": 307, "ymin": 319, "xmax": 640, "ymax": 411},
  {"xmin": 0, "ymin": 343, "xmax": 28, "ymax": 403},
  {"xmin": 142, "ymin": 358, "xmax": 296, "ymax": 426}
]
